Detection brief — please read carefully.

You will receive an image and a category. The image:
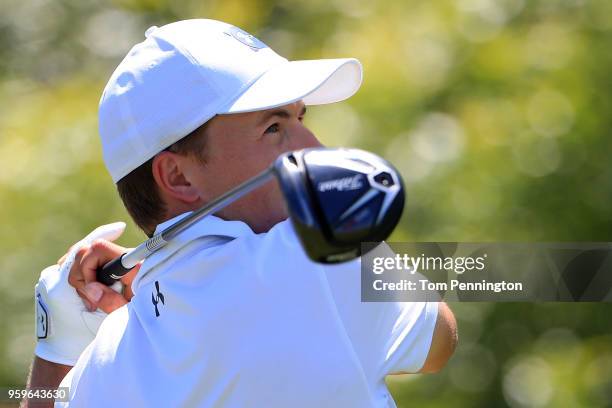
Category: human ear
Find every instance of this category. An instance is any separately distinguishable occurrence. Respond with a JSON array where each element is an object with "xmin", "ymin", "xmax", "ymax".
[{"xmin": 151, "ymin": 152, "xmax": 201, "ymax": 204}]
